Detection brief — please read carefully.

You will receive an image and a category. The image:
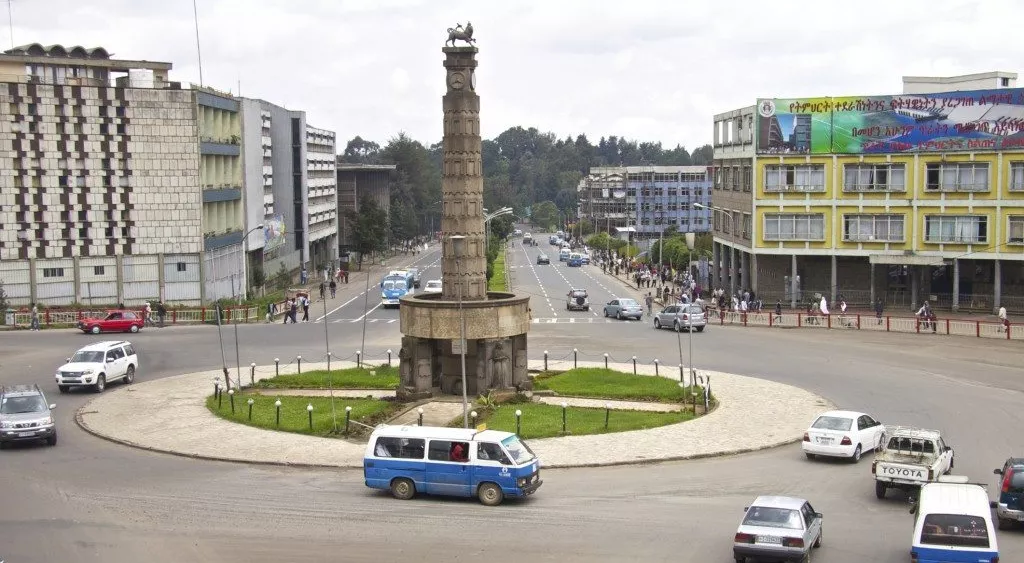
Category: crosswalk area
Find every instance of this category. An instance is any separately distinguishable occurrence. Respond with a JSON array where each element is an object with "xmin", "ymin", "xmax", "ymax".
[{"xmin": 315, "ymin": 318, "xmax": 399, "ymax": 324}]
